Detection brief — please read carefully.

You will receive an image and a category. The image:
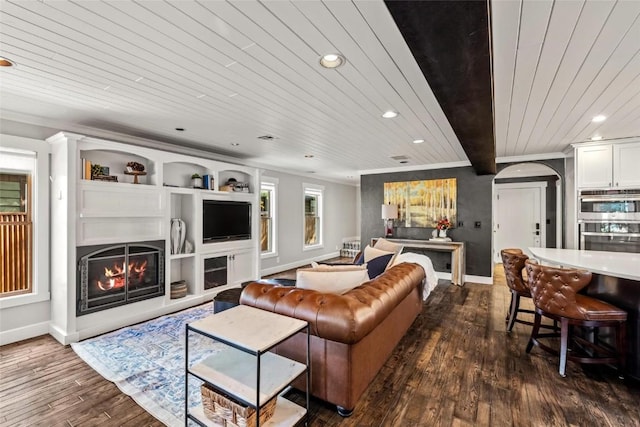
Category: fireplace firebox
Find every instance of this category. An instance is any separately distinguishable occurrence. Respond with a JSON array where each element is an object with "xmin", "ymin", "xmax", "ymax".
[{"xmin": 77, "ymin": 240, "xmax": 165, "ymax": 316}]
